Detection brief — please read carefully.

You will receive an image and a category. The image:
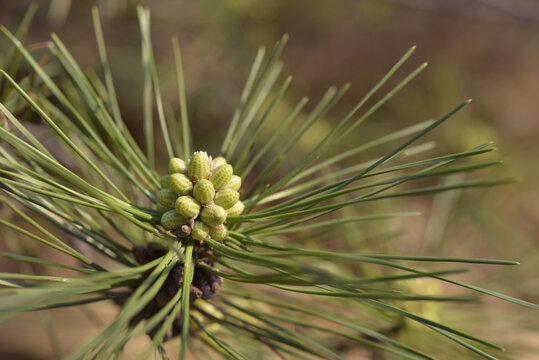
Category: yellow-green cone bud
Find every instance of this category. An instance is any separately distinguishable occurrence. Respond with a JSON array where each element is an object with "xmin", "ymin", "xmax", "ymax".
[
  {"xmin": 156, "ymin": 188, "xmax": 177, "ymax": 208},
  {"xmin": 224, "ymin": 175, "xmax": 241, "ymax": 191},
  {"xmin": 211, "ymin": 156, "xmax": 227, "ymax": 169},
  {"xmin": 193, "ymin": 179, "xmax": 215, "ymax": 204},
  {"xmin": 169, "ymin": 157, "xmax": 187, "ymax": 174},
  {"xmin": 156, "ymin": 202, "xmax": 172, "ymax": 215},
  {"xmin": 226, "ymin": 200, "xmax": 245, "ymax": 217},
  {"xmin": 191, "ymin": 220, "xmax": 210, "ymax": 240},
  {"xmin": 210, "ymin": 164, "xmax": 233, "ymax": 190},
  {"xmin": 209, "ymin": 225, "xmax": 228, "ymax": 241},
  {"xmin": 160, "ymin": 175, "xmax": 171, "ymax": 189},
  {"xmin": 175, "ymin": 196, "xmax": 201, "ymax": 219},
  {"xmin": 214, "ymin": 189, "xmax": 239, "ymax": 209},
  {"xmin": 200, "ymin": 204, "xmax": 227, "ymax": 227},
  {"xmin": 169, "ymin": 173, "xmax": 193, "ymax": 195},
  {"xmin": 188, "ymin": 151, "xmax": 210, "ymax": 181},
  {"xmin": 161, "ymin": 210, "xmax": 188, "ymax": 230},
  {"xmin": 158, "ymin": 153, "xmax": 244, "ymax": 237}
]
